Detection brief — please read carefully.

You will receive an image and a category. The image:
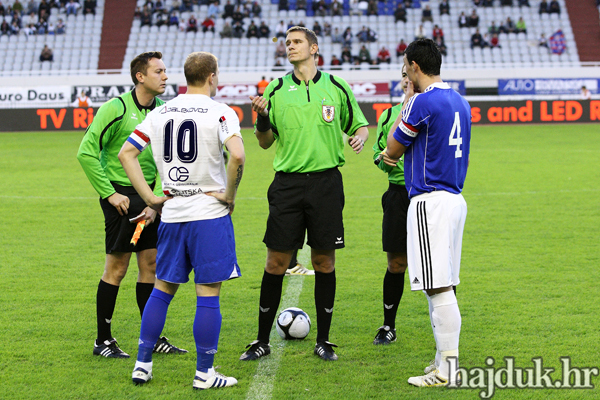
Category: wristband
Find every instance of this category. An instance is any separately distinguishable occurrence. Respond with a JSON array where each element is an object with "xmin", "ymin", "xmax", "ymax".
[{"xmin": 256, "ymin": 113, "xmax": 272, "ymax": 132}]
